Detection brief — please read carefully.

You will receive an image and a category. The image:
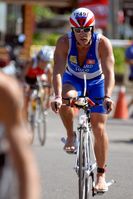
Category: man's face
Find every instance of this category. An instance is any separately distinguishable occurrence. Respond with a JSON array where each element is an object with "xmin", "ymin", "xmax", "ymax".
[{"xmin": 73, "ymin": 26, "xmax": 92, "ymax": 47}]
